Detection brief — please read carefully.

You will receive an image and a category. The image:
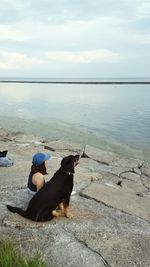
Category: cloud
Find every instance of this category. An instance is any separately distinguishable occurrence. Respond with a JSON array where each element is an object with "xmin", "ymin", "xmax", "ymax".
[
  {"xmin": 0, "ymin": 24, "xmax": 29, "ymax": 41},
  {"xmin": 0, "ymin": 0, "xmax": 26, "ymax": 24},
  {"xmin": 0, "ymin": 50, "xmax": 43, "ymax": 69},
  {"xmin": 46, "ymin": 49, "xmax": 120, "ymax": 64},
  {"xmin": 0, "ymin": 16, "xmax": 121, "ymax": 47},
  {"xmin": 136, "ymin": 1, "xmax": 150, "ymax": 19},
  {"xmin": 0, "ymin": 0, "xmax": 149, "ymax": 24},
  {"xmin": 131, "ymin": 33, "xmax": 150, "ymax": 44},
  {"xmin": 0, "ymin": 0, "xmax": 149, "ymax": 77}
]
